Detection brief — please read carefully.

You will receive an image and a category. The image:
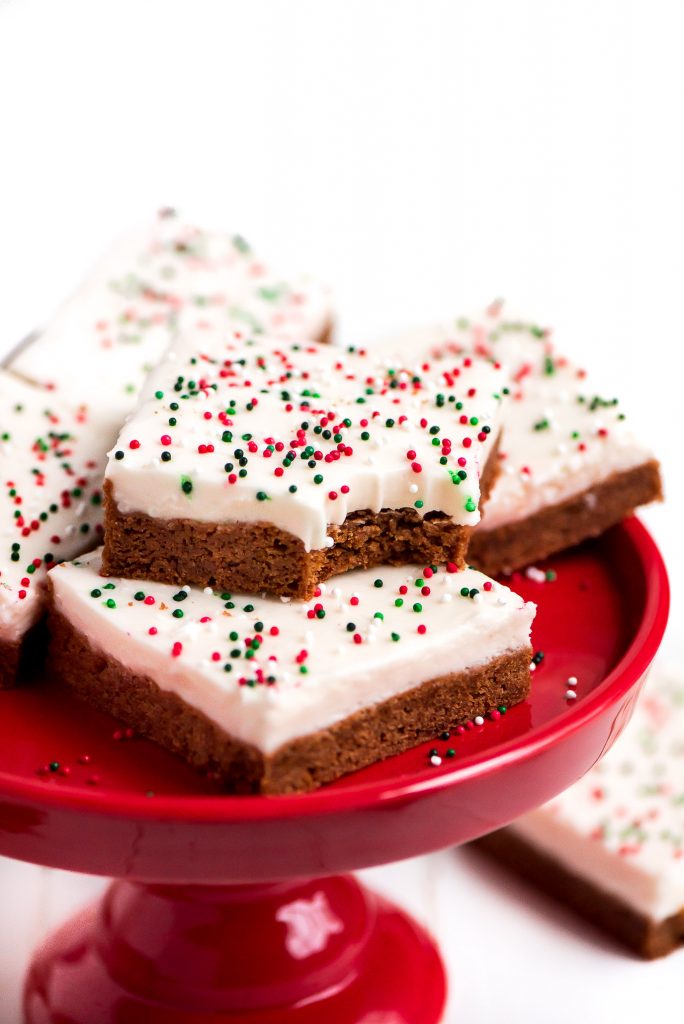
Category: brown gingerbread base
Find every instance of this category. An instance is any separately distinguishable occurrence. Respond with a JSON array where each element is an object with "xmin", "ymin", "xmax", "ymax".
[
  {"xmin": 0, "ymin": 621, "xmax": 50, "ymax": 690},
  {"xmin": 473, "ymin": 827, "xmax": 684, "ymax": 959},
  {"xmin": 468, "ymin": 459, "xmax": 663, "ymax": 577},
  {"xmin": 101, "ymin": 437, "xmax": 500, "ymax": 599},
  {"xmin": 47, "ymin": 603, "xmax": 531, "ymax": 794},
  {"xmin": 0, "ymin": 638, "xmax": 21, "ymax": 690}
]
